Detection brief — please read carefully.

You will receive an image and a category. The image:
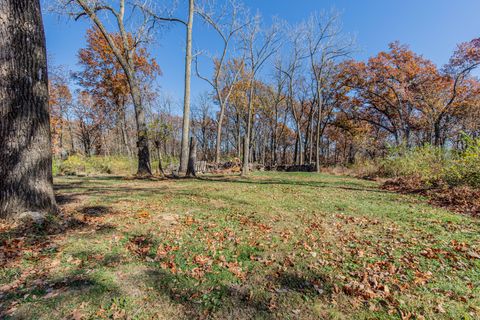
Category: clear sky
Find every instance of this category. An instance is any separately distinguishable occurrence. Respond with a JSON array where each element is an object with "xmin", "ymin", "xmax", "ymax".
[{"xmin": 43, "ymin": 0, "xmax": 480, "ymax": 113}]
